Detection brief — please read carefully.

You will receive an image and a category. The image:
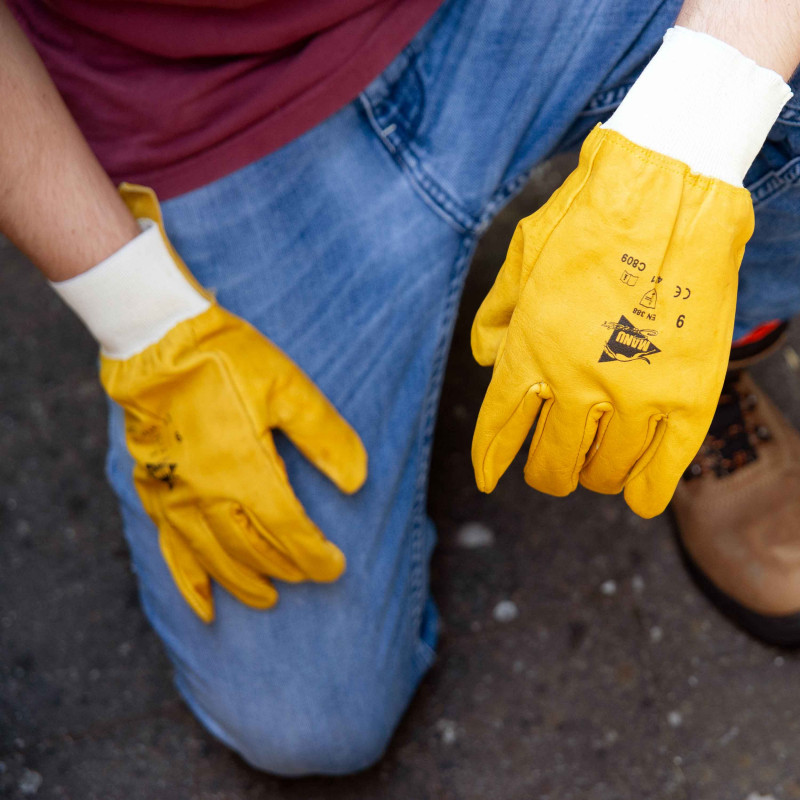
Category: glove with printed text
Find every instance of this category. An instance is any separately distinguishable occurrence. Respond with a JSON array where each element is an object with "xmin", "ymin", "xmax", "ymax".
[{"xmin": 471, "ymin": 27, "xmax": 791, "ymax": 518}]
